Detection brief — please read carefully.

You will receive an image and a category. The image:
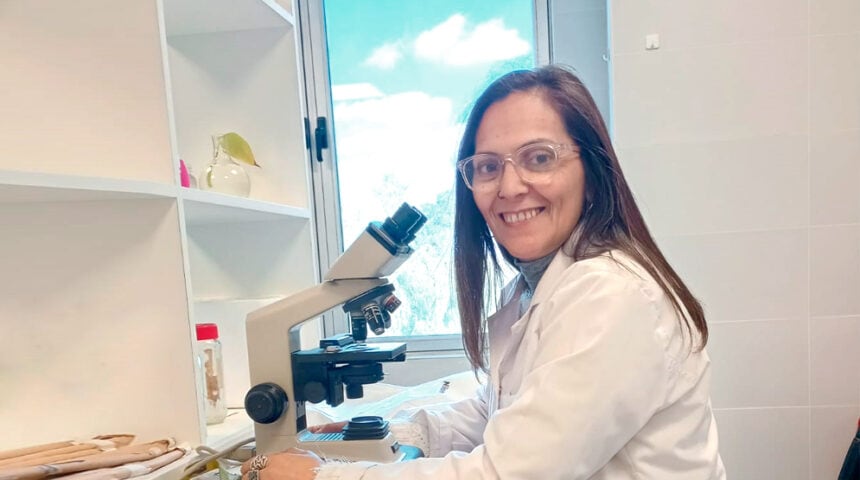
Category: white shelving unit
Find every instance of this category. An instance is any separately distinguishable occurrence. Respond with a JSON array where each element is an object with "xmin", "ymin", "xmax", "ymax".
[{"xmin": 0, "ymin": 0, "xmax": 317, "ymax": 456}]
